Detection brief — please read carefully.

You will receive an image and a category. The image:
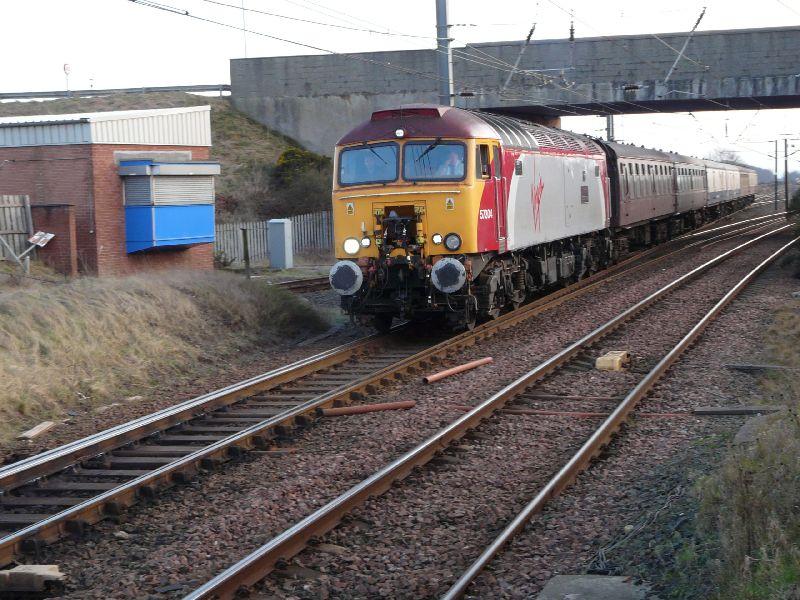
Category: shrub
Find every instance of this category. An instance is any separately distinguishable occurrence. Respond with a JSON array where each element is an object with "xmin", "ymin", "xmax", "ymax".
[
  {"xmin": 790, "ymin": 189, "xmax": 800, "ymax": 212},
  {"xmin": 272, "ymin": 147, "xmax": 330, "ymax": 186},
  {"xmin": 268, "ymin": 166, "xmax": 333, "ymax": 217},
  {"xmin": 221, "ymin": 159, "xmax": 274, "ymax": 221},
  {"xmin": 218, "ymin": 150, "xmax": 333, "ymax": 221}
]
